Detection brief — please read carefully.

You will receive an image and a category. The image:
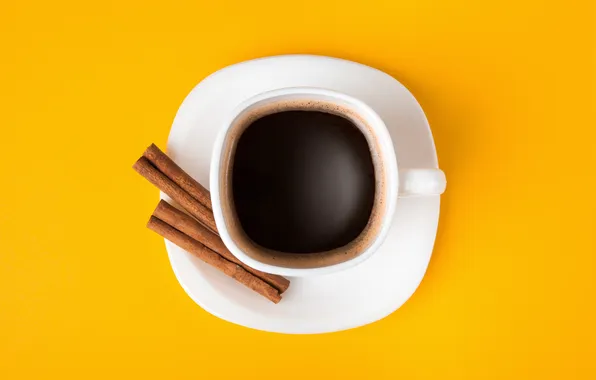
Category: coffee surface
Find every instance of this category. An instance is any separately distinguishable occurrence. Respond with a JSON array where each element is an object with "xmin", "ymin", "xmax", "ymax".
[{"xmin": 232, "ymin": 110, "xmax": 375, "ymax": 253}]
